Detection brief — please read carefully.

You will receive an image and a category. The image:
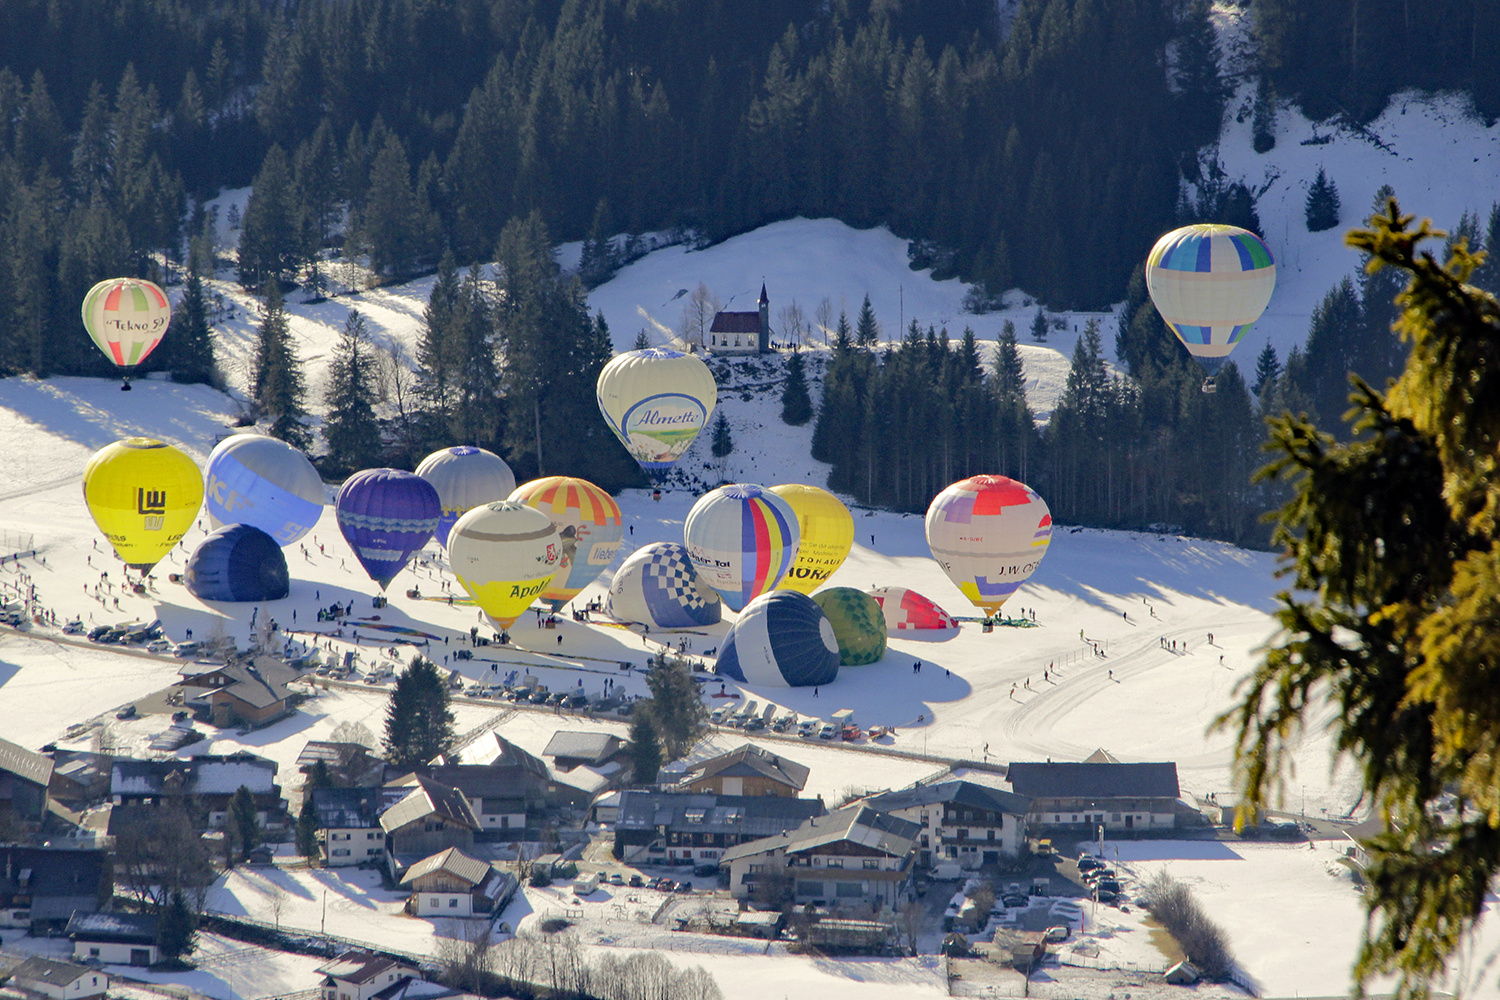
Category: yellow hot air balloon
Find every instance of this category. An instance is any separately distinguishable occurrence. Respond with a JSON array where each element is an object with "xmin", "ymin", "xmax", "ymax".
[
  {"xmin": 508, "ymin": 476, "xmax": 624, "ymax": 609},
  {"xmin": 448, "ymin": 501, "xmax": 561, "ymax": 630},
  {"xmin": 83, "ymin": 438, "xmax": 204, "ymax": 574},
  {"xmin": 770, "ymin": 484, "xmax": 853, "ymax": 595}
]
